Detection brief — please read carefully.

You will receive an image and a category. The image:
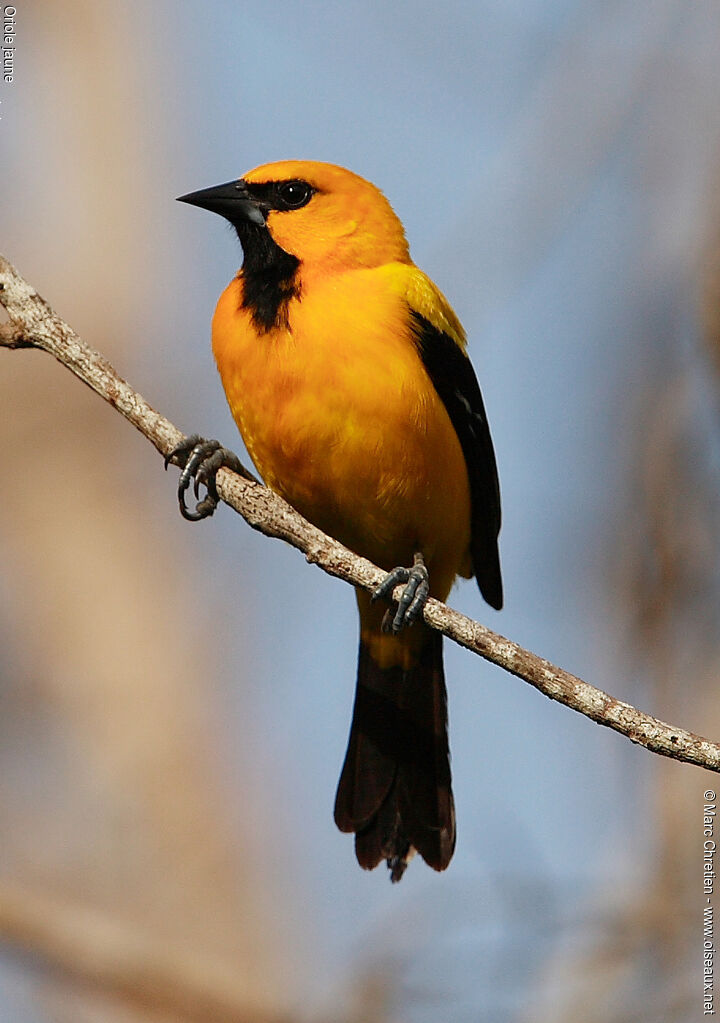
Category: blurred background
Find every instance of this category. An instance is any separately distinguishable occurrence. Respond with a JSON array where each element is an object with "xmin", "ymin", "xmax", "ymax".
[{"xmin": 2, "ymin": 1, "xmax": 720, "ymax": 1020}]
